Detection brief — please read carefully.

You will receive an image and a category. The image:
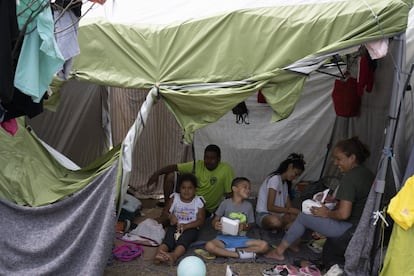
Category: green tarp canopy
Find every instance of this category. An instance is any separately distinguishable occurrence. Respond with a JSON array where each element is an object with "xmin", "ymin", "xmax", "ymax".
[
  {"xmin": 72, "ymin": 0, "xmax": 412, "ymax": 142},
  {"xmin": 0, "ymin": 119, "xmax": 121, "ymax": 206}
]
